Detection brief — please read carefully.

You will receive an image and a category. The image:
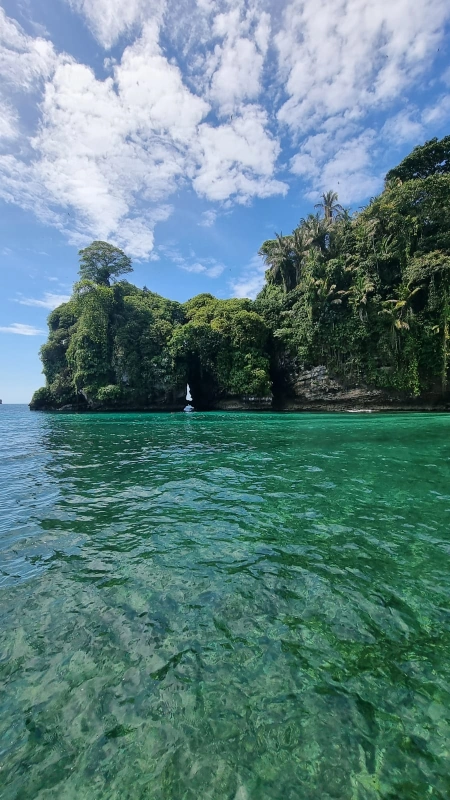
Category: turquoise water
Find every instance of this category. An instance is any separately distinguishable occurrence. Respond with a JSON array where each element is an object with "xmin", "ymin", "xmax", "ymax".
[{"xmin": 1, "ymin": 406, "xmax": 450, "ymax": 799}]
